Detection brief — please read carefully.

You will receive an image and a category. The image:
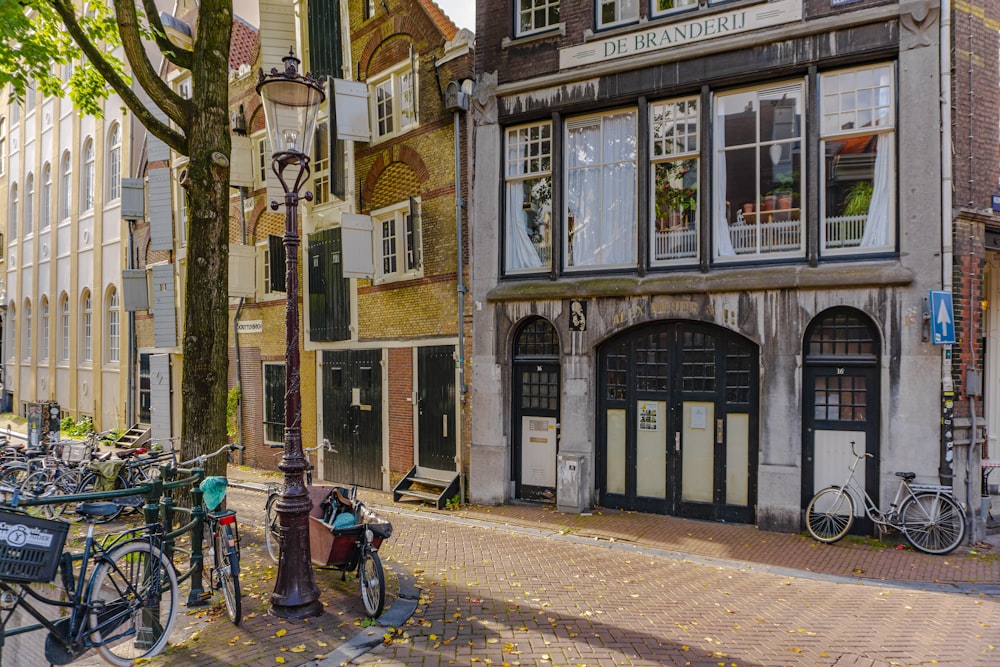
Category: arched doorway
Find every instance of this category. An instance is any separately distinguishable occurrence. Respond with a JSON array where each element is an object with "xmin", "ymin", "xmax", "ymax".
[
  {"xmin": 512, "ymin": 318, "xmax": 561, "ymax": 502},
  {"xmin": 597, "ymin": 322, "xmax": 758, "ymax": 522},
  {"xmin": 801, "ymin": 308, "xmax": 881, "ymax": 535}
]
